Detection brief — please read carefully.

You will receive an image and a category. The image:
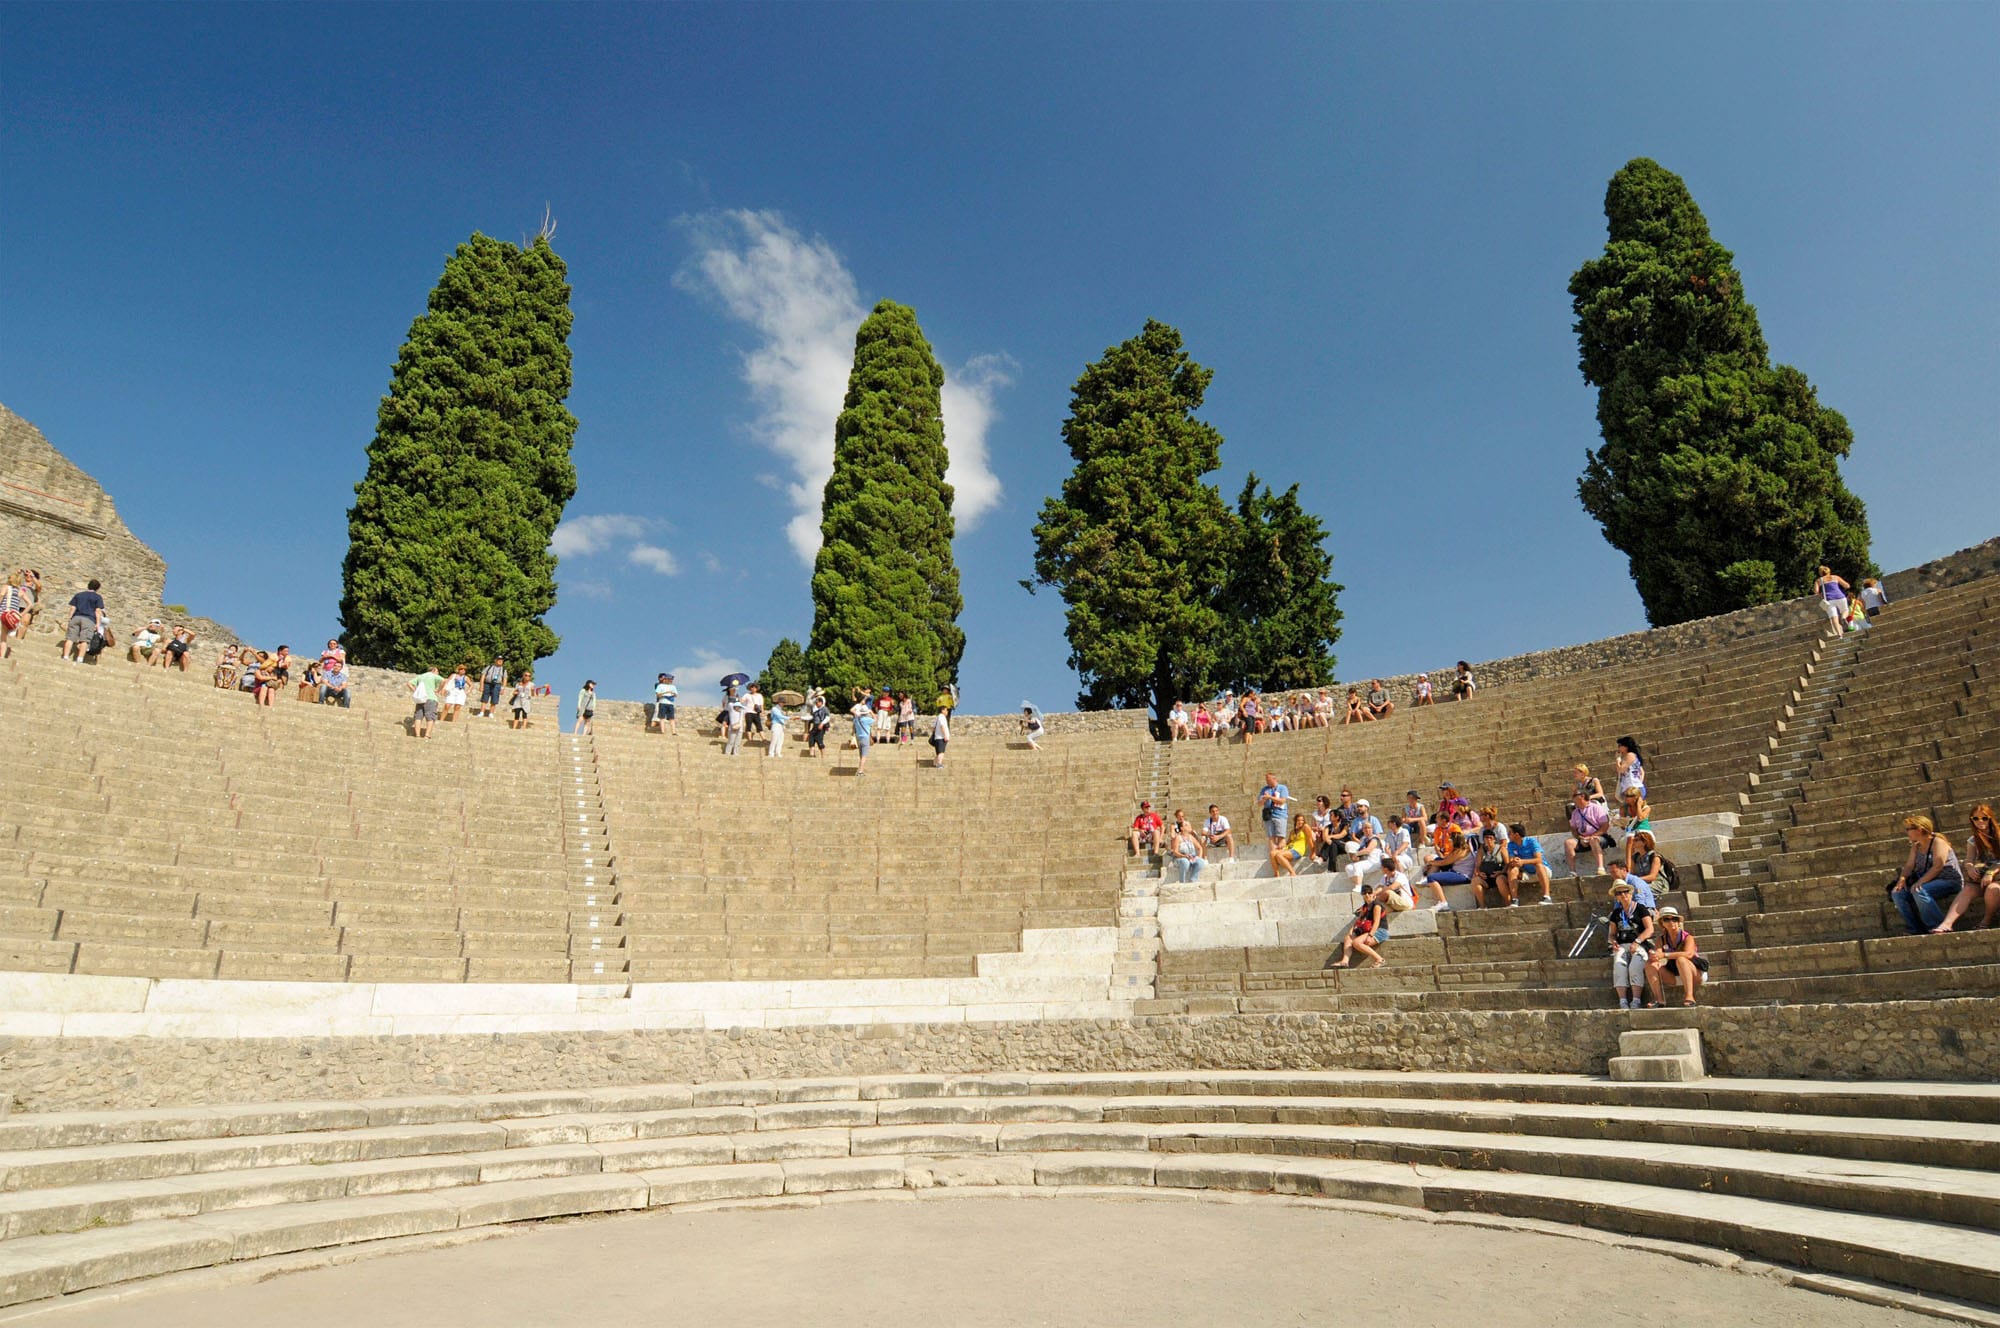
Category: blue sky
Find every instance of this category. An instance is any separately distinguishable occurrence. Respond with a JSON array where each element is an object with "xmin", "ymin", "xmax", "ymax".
[{"xmin": 4, "ymin": 2, "xmax": 1995, "ymax": 712}]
